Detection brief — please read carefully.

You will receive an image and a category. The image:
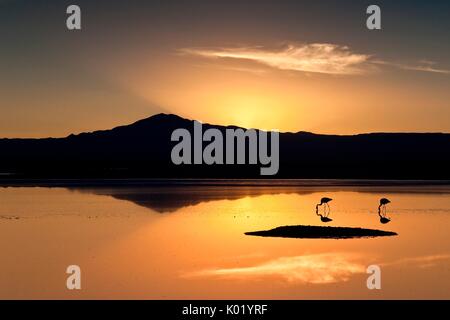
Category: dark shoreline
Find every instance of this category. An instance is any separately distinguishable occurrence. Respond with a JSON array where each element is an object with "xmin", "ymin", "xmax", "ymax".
[
  {"xmin": 0, "ymin": 178, "xmax": 450, "ymax": 191},
  {"xmin": 1, "ymin": 178, "xmax": 450, "ymax": 188}
]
